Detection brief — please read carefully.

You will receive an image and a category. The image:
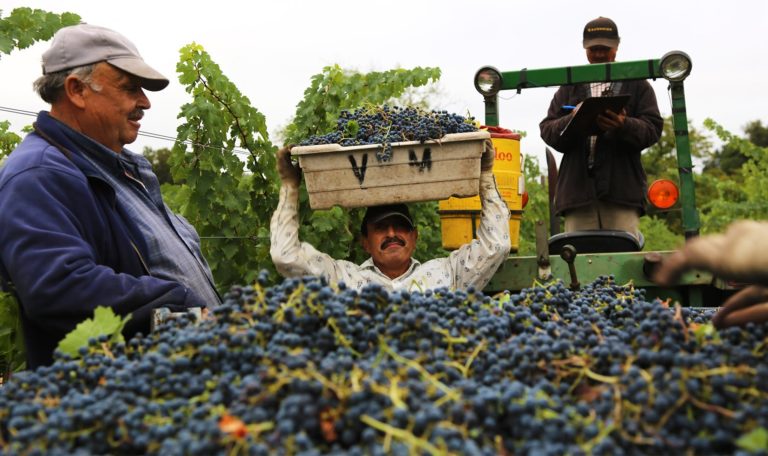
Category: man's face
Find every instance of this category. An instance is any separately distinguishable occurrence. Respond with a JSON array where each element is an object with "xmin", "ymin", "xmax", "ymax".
[
  {"xmin": 361, "ymin": 216, "xmax": 418, "ymax": 275},
  {"xmin": 586, "ymin": 45, "xmax": 618, "ymax": 64},
  {"xmin": 76, "ymin": 62, "xmax": 151, "ymax": 152}
]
